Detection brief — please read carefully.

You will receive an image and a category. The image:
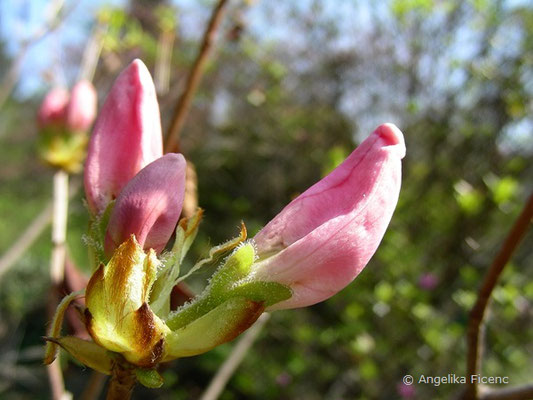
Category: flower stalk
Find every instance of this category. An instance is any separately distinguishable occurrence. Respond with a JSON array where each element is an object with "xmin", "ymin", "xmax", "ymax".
[
  {"xmin": 106, "ymin": 361, "xmax": 136, "ymax": 400},
  {"xmin": 46, "ymin": 169, "xmax": 70, "ymax": 400}
]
